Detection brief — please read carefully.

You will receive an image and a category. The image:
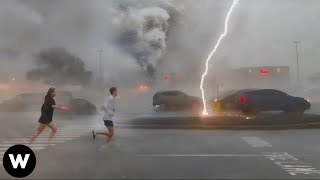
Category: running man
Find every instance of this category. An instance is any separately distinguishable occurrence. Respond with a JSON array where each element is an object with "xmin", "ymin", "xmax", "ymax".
[
  {"xmin": 29, "ymin": 87, "xmax": 65, "ymax": 144},
  {"xmin": 92, "ymin": 87, "xmax": 118, "ymax": 143}
]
